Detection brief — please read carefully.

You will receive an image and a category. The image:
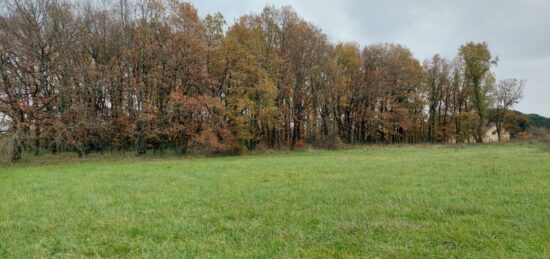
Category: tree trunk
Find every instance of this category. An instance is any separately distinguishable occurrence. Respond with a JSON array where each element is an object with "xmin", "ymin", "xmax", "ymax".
[
  {"xmin": 136, "ymin": 121, "xmax": 147, "ymax": 155},
  {"xmin": 291, "ymin": 120, "xmax": 299, "ymax": 150},
  {"xmin": 476, "ymin": 113, "xmax": 484, "ymax": 143},
  {"xmin": 11, "ymin": 139, "xmax": 22, "ymax": 162},
  {"xmin": 34, "ymin": 126, "xmax": 40, "ymax": 156}
]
